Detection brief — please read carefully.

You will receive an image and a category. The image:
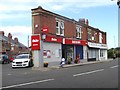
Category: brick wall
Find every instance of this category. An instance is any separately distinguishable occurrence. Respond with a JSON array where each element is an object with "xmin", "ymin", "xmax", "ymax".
[
  {"xmin": 64, "ymin": 20, "xmax": 76, "ymax": 38},
  {"xmin": 32, "ymin": 6, "xmax": 107, "ymax": 44}
]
